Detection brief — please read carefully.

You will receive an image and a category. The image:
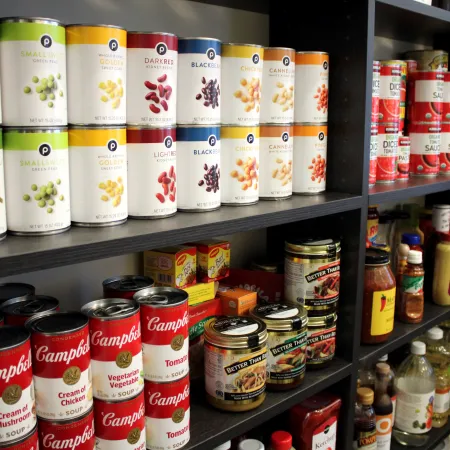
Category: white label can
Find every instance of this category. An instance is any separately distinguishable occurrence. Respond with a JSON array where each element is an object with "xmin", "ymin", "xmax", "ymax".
[
  {"xmin": 177, "ymin": 125, "xmax": 221, "ymax": 211},
  {"xmin": 68, "ymin": 126, "xmax": 127, "ymax": 226},
  {"xmin": 66, "ymin": 25, "xmax": 126, "ymax": 125},
  {"xmin": 0, "ymin": 17, "xmax": 67, "ymax": 126},
  {"xmin": 0, "ymin": 131, "xmax": 6, "ymax": 240}
]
